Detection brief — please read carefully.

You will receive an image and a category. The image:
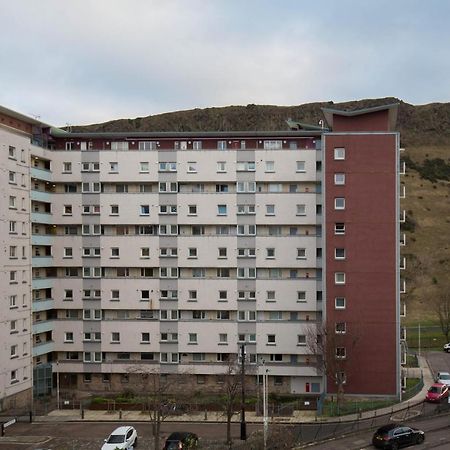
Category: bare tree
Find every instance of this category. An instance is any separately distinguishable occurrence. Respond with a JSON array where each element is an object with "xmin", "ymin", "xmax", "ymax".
[
  {"xmin": 306, "ymin": 321, "xmax": 359, "ymax": 414},
  {"xmin": 432, "ymin": 293, "xmax": 450, "ymax": 342},
  {"xmin": 127, "ymin": 366, "xmax": 183, "ymax": 450}
]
